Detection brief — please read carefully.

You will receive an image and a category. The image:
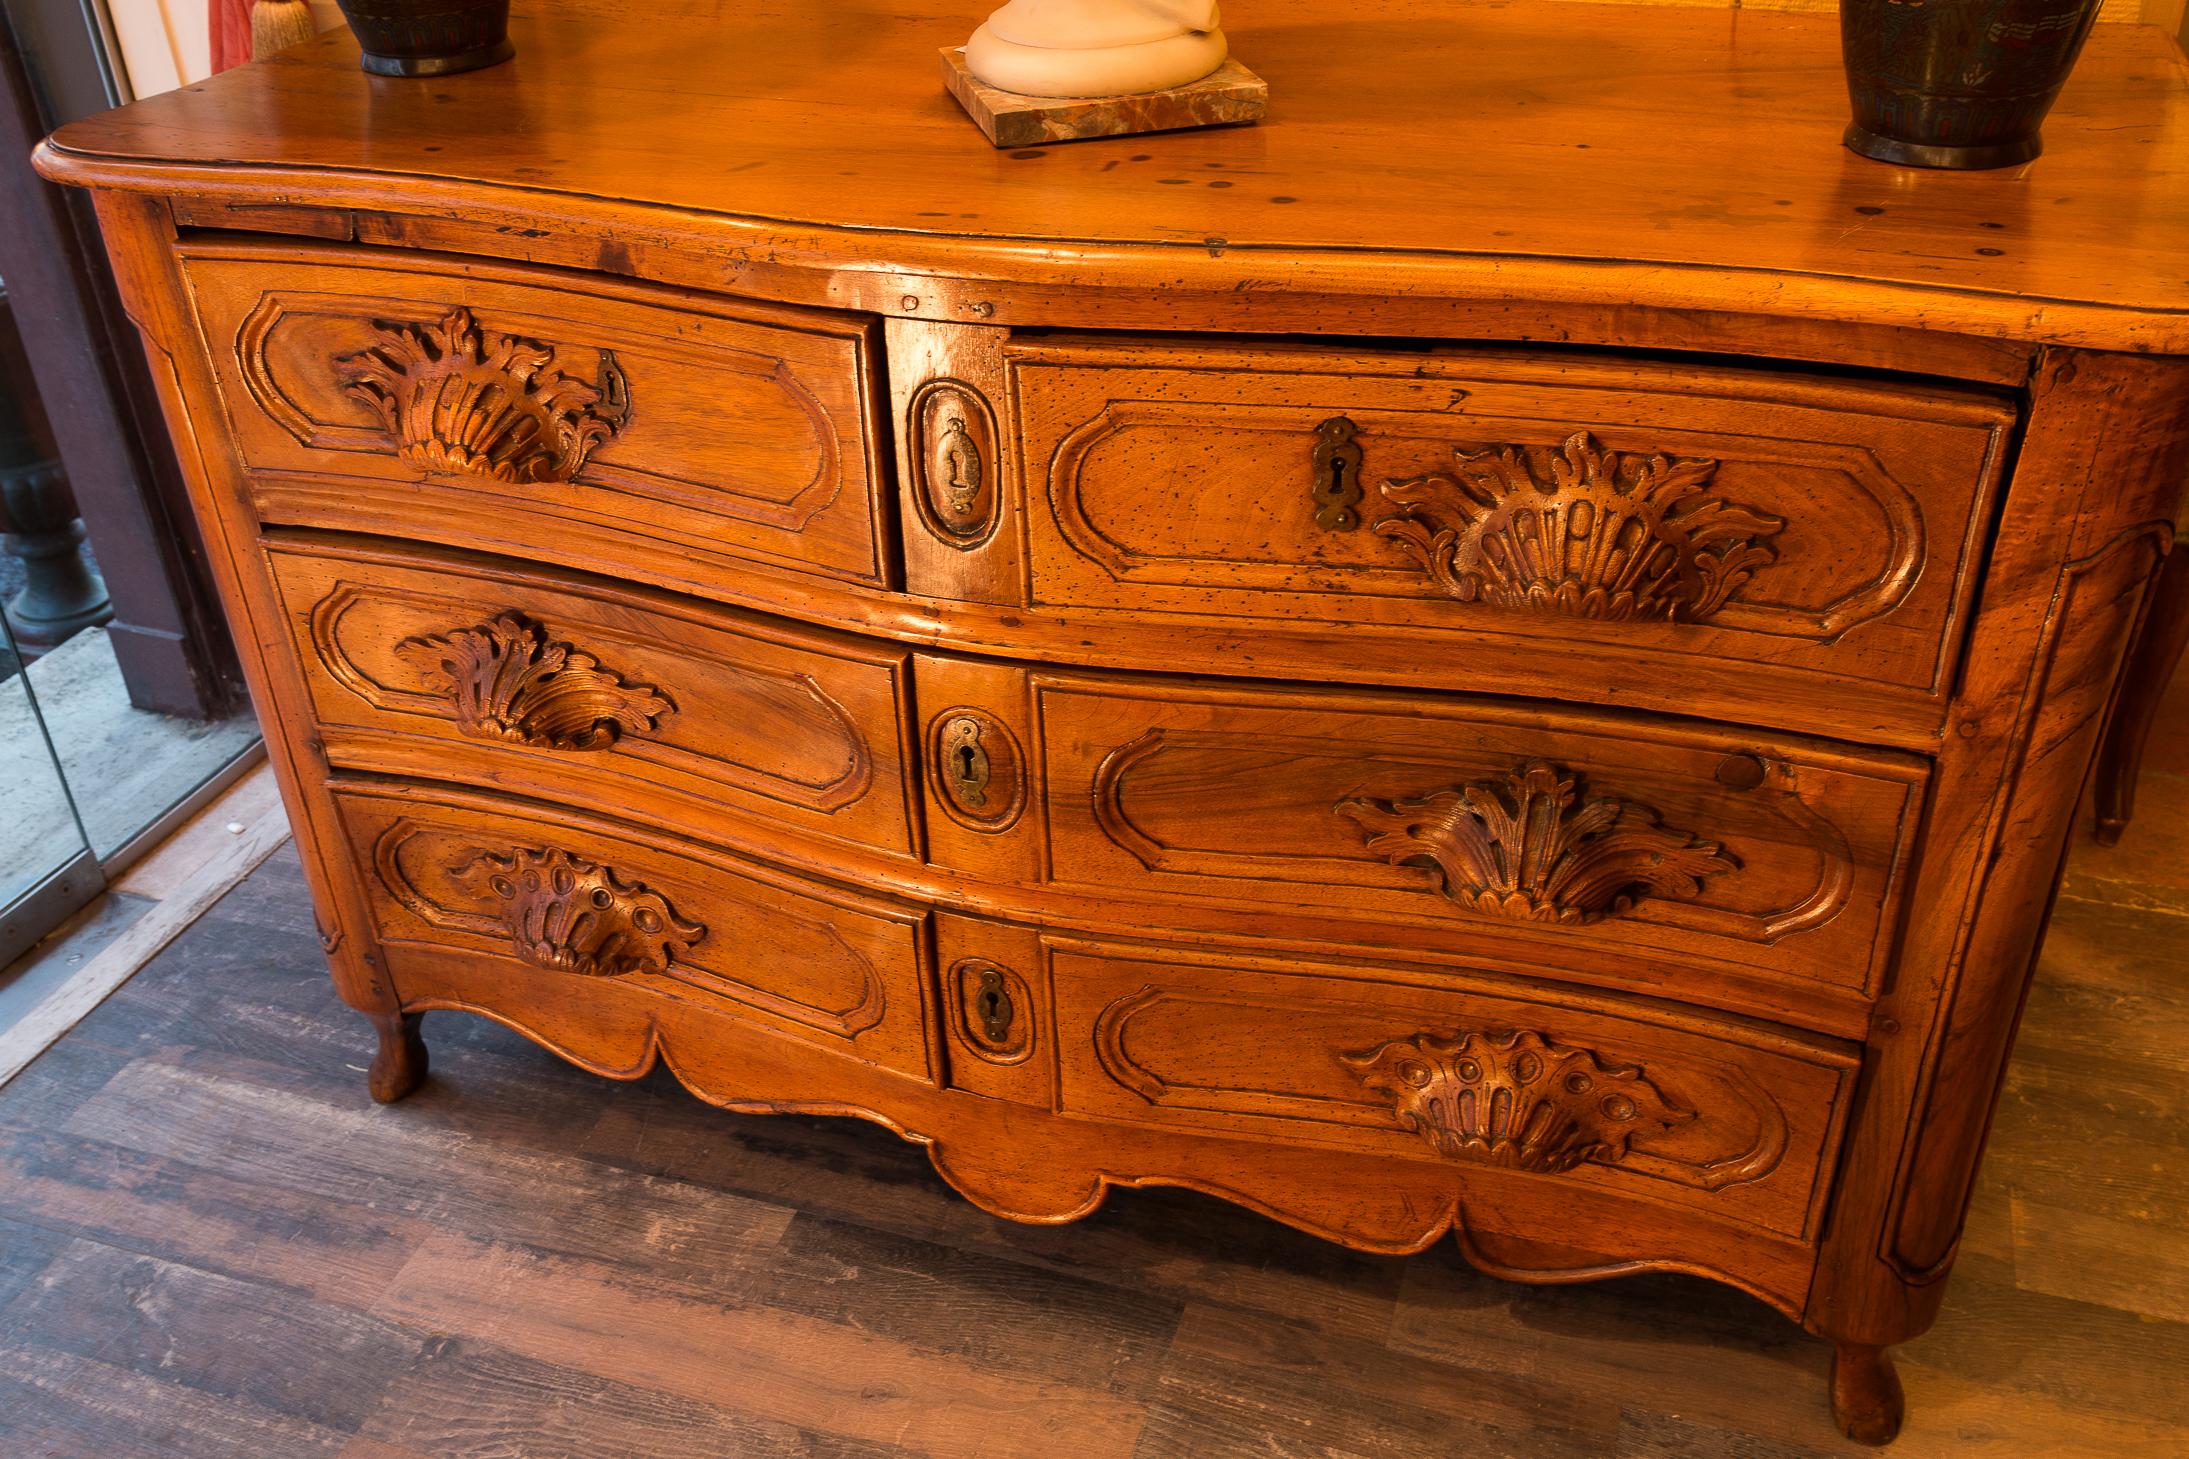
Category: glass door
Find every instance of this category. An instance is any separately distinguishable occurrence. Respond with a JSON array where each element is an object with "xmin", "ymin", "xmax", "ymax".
[{"xmin": 0, "ymin": 607, "xmax": 100, "ymax": 971}]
